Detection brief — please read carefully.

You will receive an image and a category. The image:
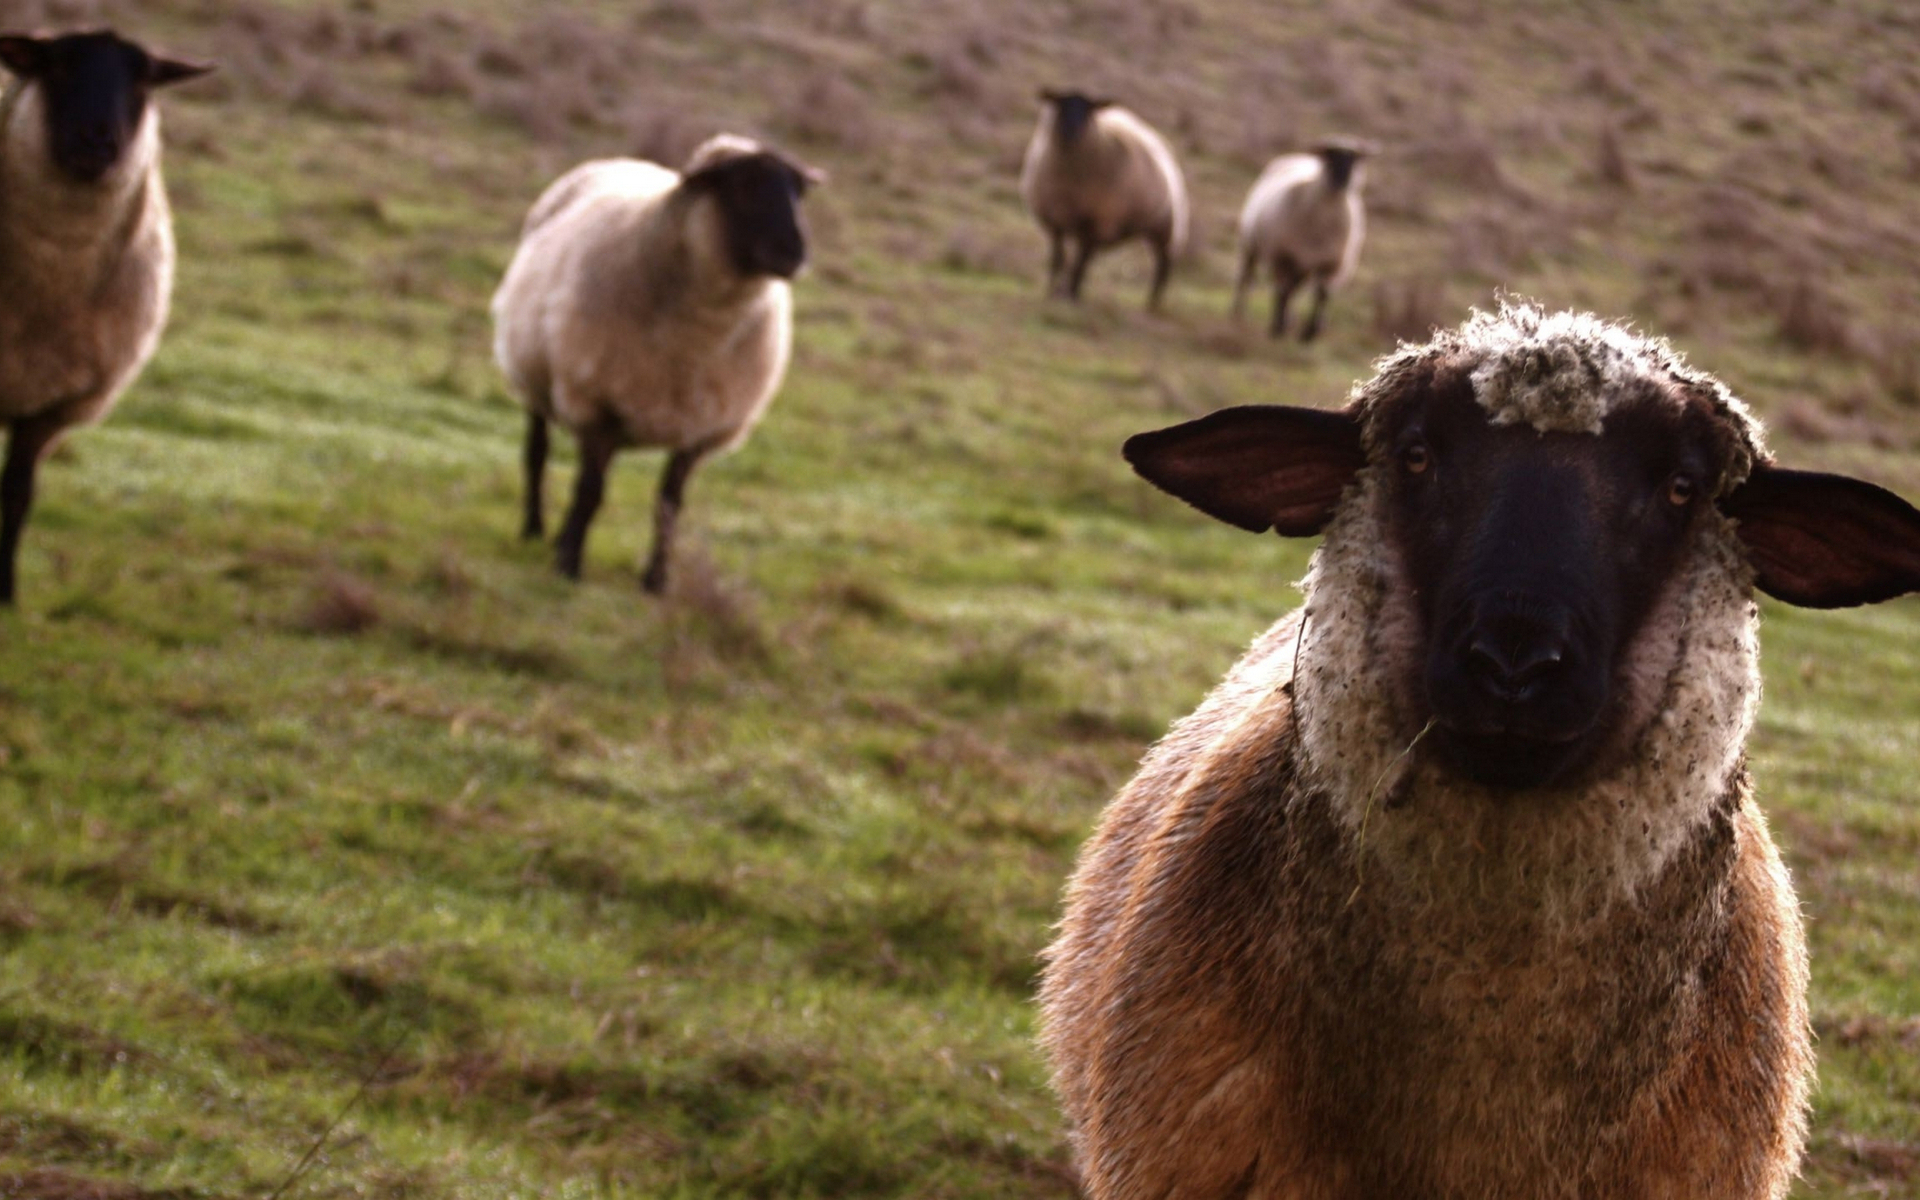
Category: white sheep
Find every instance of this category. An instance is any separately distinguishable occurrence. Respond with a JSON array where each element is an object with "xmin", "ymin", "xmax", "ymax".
[
  {"xmin": 0, "ymin": 29, "xmax": 209, "ymax": 604},
  {"xmin": 1231, "ymin": 140, "xmax": 1370, "ymax": 341},
  {"xmin": 1041, "ymin": 302, "xmax": 1920, "ymax": 1199},
  {"xmin": 491, "ymin": 134, "xmax": 820, "ymax": 593},
  {"xmin": 1019, "ymin": 89, "xmax": 1189, "ymax": 312}
]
